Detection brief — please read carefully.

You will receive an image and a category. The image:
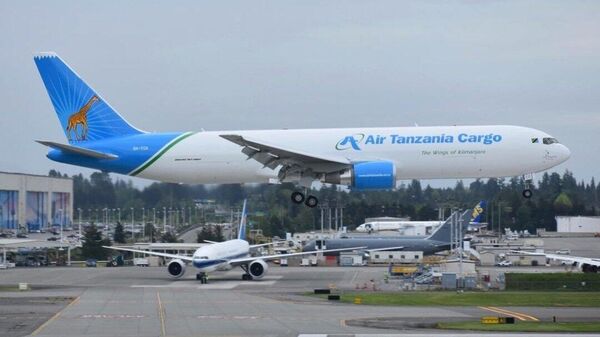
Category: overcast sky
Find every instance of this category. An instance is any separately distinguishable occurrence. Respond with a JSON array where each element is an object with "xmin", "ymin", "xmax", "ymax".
[{"xmin": 0, "ymin": 1, "xmax": 598, "ymax": 187}]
